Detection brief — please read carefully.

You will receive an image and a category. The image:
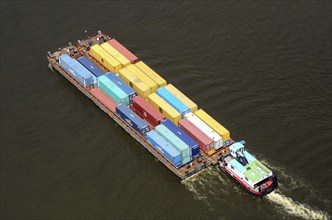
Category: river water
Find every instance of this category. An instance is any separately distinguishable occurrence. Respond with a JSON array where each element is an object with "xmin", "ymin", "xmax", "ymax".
[{"xmin": 1, "ymin": 1, "xmax": 331, "ymax": 219}]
